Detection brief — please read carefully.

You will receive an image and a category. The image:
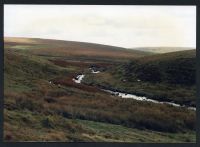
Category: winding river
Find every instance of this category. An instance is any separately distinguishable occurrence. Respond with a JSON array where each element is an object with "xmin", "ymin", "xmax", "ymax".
[{"xmin": 72, "ymin": 71, "xmax": 196, "ymax": 111}]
